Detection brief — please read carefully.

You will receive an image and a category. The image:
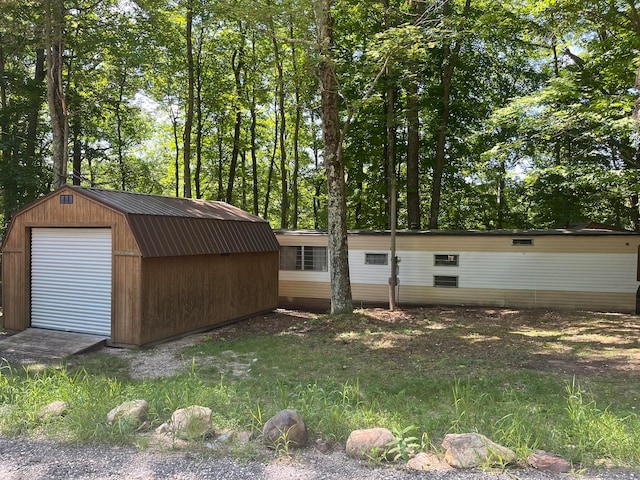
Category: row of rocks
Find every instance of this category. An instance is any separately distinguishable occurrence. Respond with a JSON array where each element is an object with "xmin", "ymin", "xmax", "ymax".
[{"xmin": 38, "ymin": 400, "xmax": 571, "ymax": 473}]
